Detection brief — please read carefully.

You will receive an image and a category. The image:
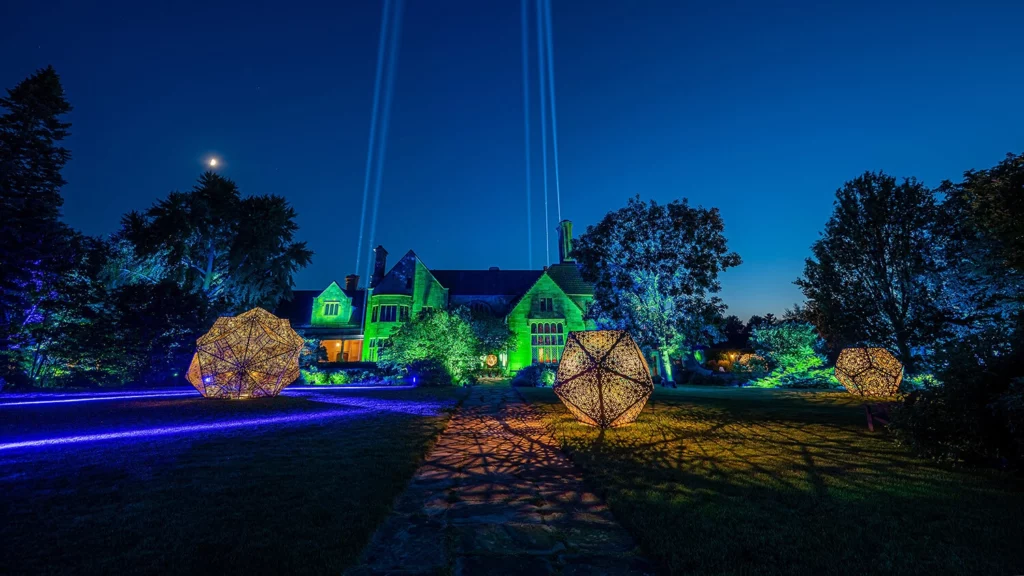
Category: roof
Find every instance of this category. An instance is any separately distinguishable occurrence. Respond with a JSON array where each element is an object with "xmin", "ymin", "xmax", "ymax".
[
  {"xmin": 372, "ymin": 250, "xmax": 421, "ymax": 295},
  {"xmin": 545, "ymin": 263, "xmax": 594, "ymax": 295},
  {"xmin": 431, "ymin": 269, "xmax": 544, "ymax": 296},
  {"xmin": 274, "ymin": 286, "xmax": 366, "ymax": 328},
  {"xmin": 274, "ymin": 290, "xmax": 318, "ymax": 326}
]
